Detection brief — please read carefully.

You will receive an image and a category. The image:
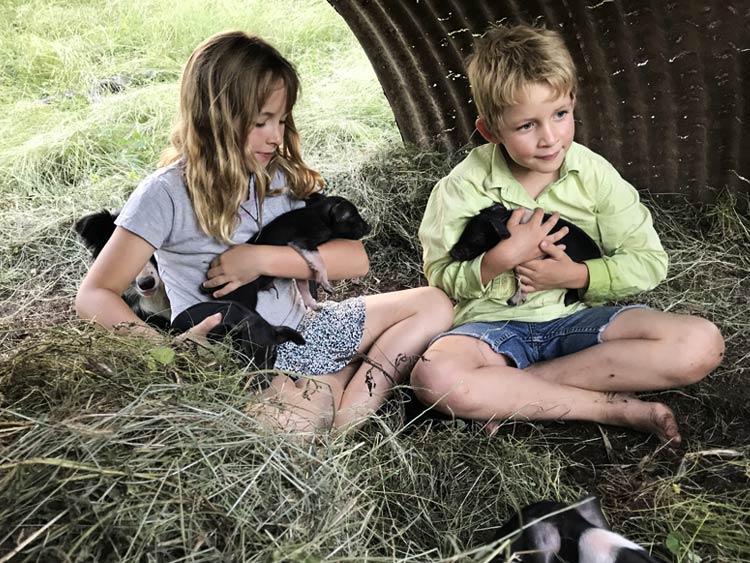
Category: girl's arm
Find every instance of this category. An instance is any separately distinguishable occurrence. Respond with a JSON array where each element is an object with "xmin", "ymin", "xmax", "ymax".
[
  {"xmin": 204, "ymin": 239, "xmax": 369, "ymax": 298},
  {"xmin": 75, "ymin": 227, "xmax": 221, "ymax": 339},
  {"xmin": 76, "ymin": 227, "xmax": 160, "ymax": 337}
]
